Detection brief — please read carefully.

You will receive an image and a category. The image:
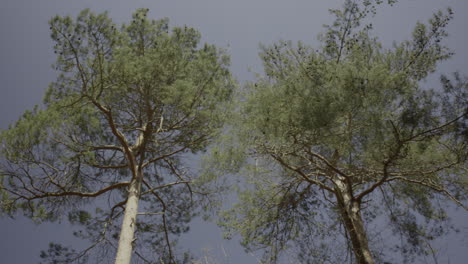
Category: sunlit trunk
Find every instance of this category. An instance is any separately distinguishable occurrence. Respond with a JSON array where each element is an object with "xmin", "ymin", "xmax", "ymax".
[
  {"xmin": 115, "ymin": 169, "xmax": 142, "ymax": 264},
  {"xmin": 335, "ymin": 180, "xmax": 374, "ymax": 264}
]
